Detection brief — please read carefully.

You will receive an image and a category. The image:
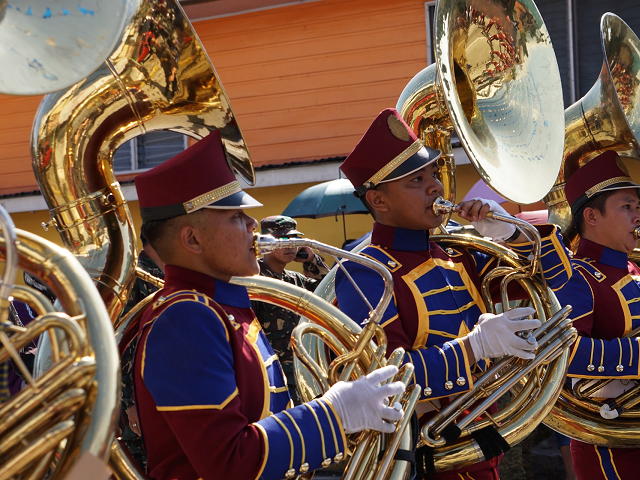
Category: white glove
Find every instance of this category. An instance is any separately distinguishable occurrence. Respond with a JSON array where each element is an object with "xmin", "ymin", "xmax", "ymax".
[
  {"xmin": 466, "ymin": 307, "xmax": 541, "ymax": 360},
  {"xmin": 322, "ymin": 365, "xmax": 405, "ymax": 434},
  {"xmin": 469, "ymin": 198, "xmax": 517, "ymax": 242}
]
